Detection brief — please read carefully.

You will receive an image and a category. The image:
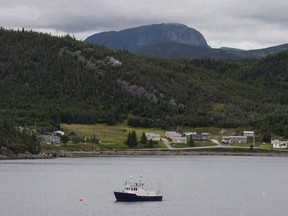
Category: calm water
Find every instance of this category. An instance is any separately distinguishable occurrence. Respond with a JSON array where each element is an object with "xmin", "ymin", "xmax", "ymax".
[{"xmin": 0, "ymin": 156, "xmax": 287, "ymax": 216}]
